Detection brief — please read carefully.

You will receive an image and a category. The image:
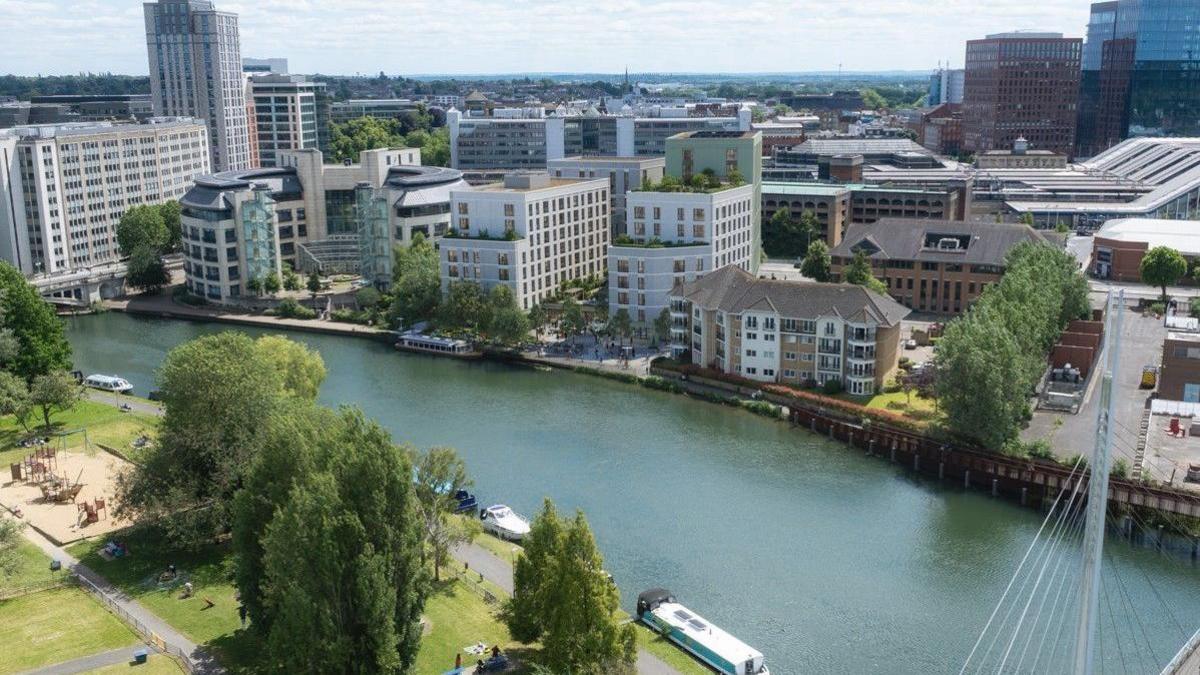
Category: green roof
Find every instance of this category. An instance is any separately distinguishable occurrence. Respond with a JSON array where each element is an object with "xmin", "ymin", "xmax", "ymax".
[{"xmin": 761, "ymin": 181, "xmax": 943, "ymax": 196}]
